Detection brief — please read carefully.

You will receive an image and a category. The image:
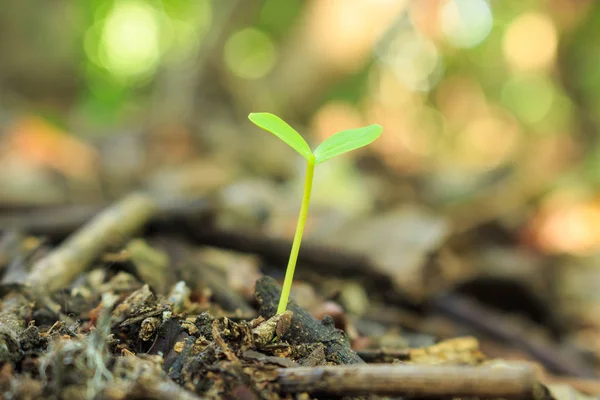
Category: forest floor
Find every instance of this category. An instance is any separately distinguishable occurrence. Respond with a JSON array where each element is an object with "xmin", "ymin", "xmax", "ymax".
[{"xmin": 0, "ymin": 191, "xmax": 598, "ymax": 399}]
